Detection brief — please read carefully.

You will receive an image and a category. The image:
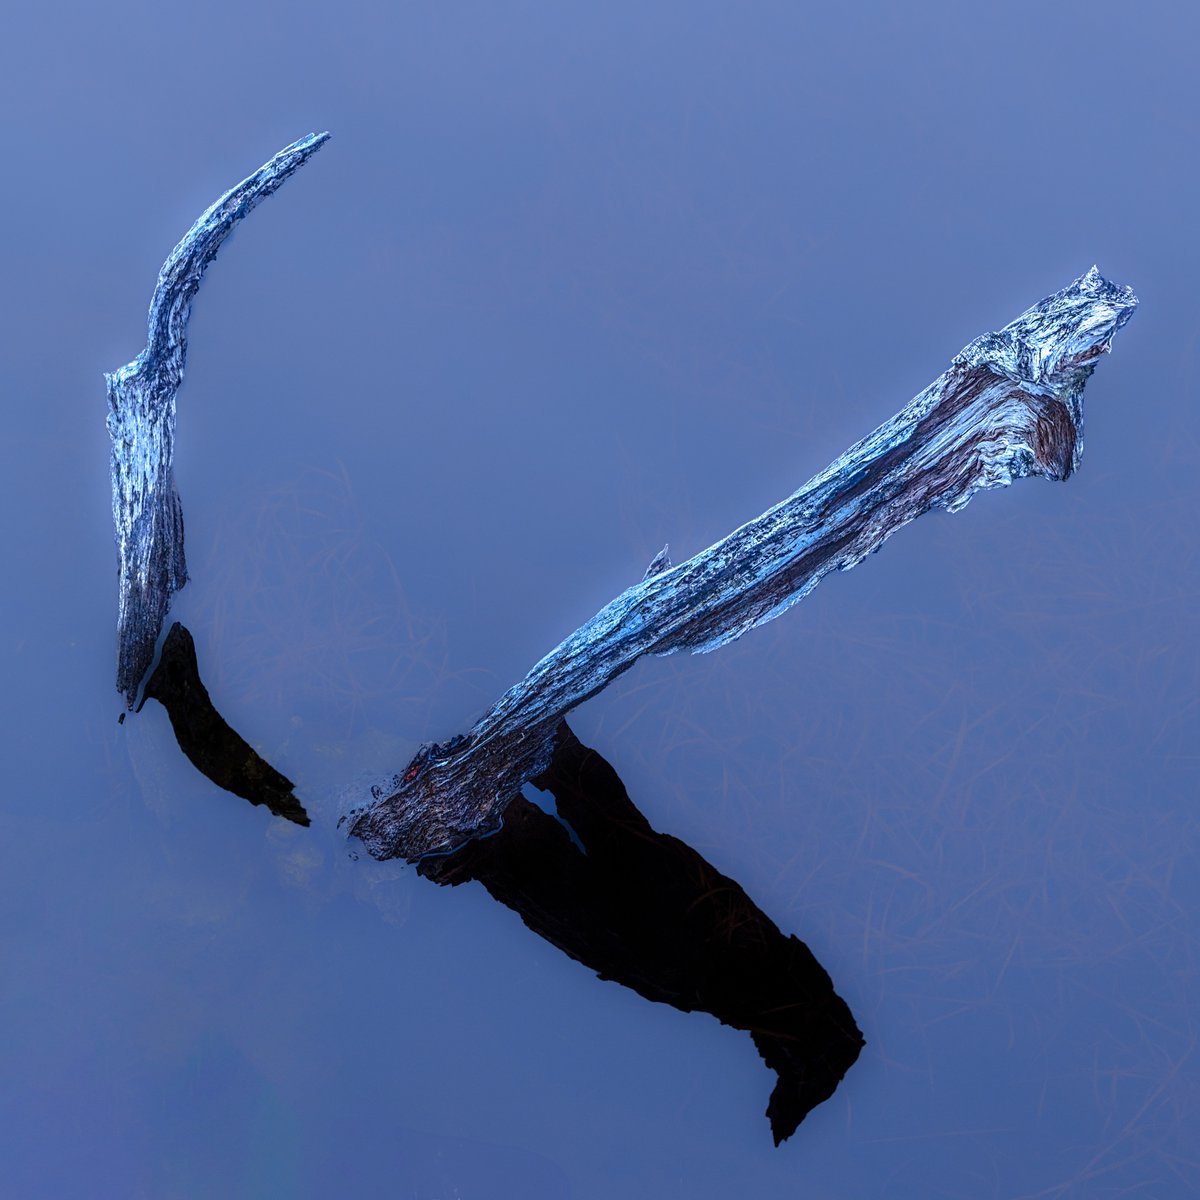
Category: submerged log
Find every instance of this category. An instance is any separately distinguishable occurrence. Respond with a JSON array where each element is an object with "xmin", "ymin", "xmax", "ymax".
[
  {"xmin": 349, "ymin": 268, "xmax": 1137, "ymax": 862},
  {"xmin": 418, "ymin": 721, "xmax": 865, "ymax": 1143},
  {"xmin": 107, "ymin": 132, "xmax": 330, "ymax": 707},
  {"xmin": 138, "ymin": 623, "xmax": 309, "ymax": 827}
]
